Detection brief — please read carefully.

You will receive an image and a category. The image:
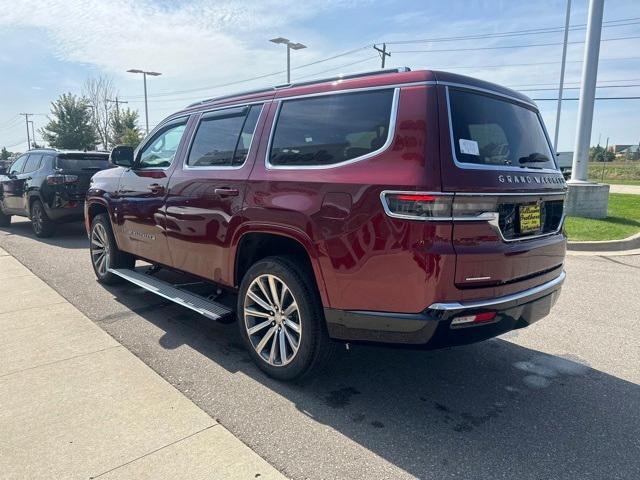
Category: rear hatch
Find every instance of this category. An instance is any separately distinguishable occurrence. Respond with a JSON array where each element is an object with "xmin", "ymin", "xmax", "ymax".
[
  {"xmin": 439, "ymin": 83, "xmax": 566, "ymax": 293},
  {"xmin": 55, "ymin": 153, "xmax": 112, "ymax": 199}
]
